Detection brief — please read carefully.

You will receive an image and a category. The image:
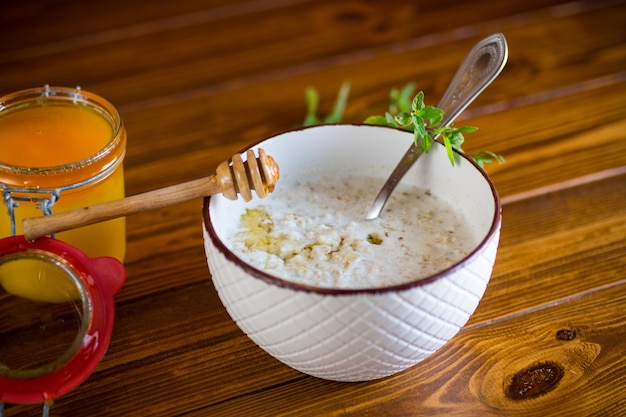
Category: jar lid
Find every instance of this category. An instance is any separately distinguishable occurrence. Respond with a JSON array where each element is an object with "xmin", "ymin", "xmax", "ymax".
[{"xmin": 0, "ymin": 235, "xmax": 126, "ymax": 405}]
